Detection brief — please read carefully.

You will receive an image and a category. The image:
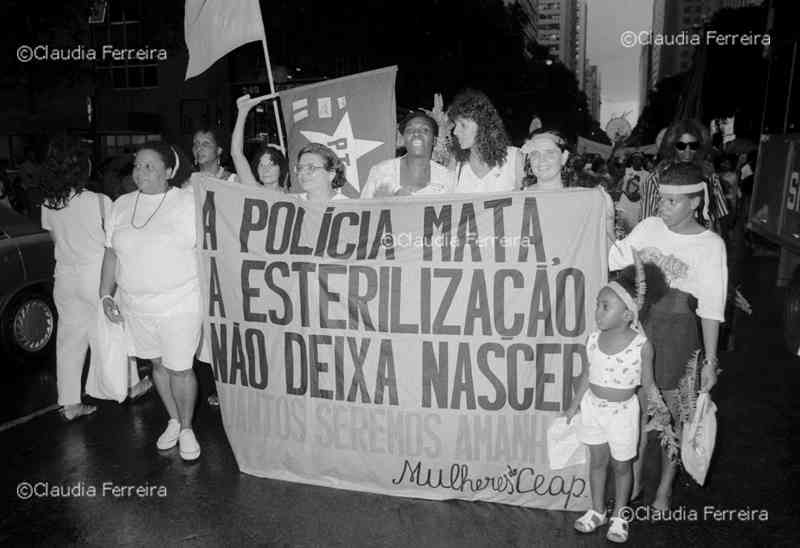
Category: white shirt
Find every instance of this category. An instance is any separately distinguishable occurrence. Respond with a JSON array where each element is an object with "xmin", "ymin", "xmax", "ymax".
[
  {"xmin": 609, "ymin": 216, "xmax": 728, "ymax": 321},
  {"xmin": 448, "ymin": 146, "xmax": 520, "ymax": 194},
  {"xmin": 105, "ymin": 188, "xmax": 199, "ymax": 313},
  {"xmin": 360, "ymin": 157, "xmax": 454, "ymax": 198},
  {"xmin": 41, "ymin": 190, "xmax": 111, "ymax": 273}
]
